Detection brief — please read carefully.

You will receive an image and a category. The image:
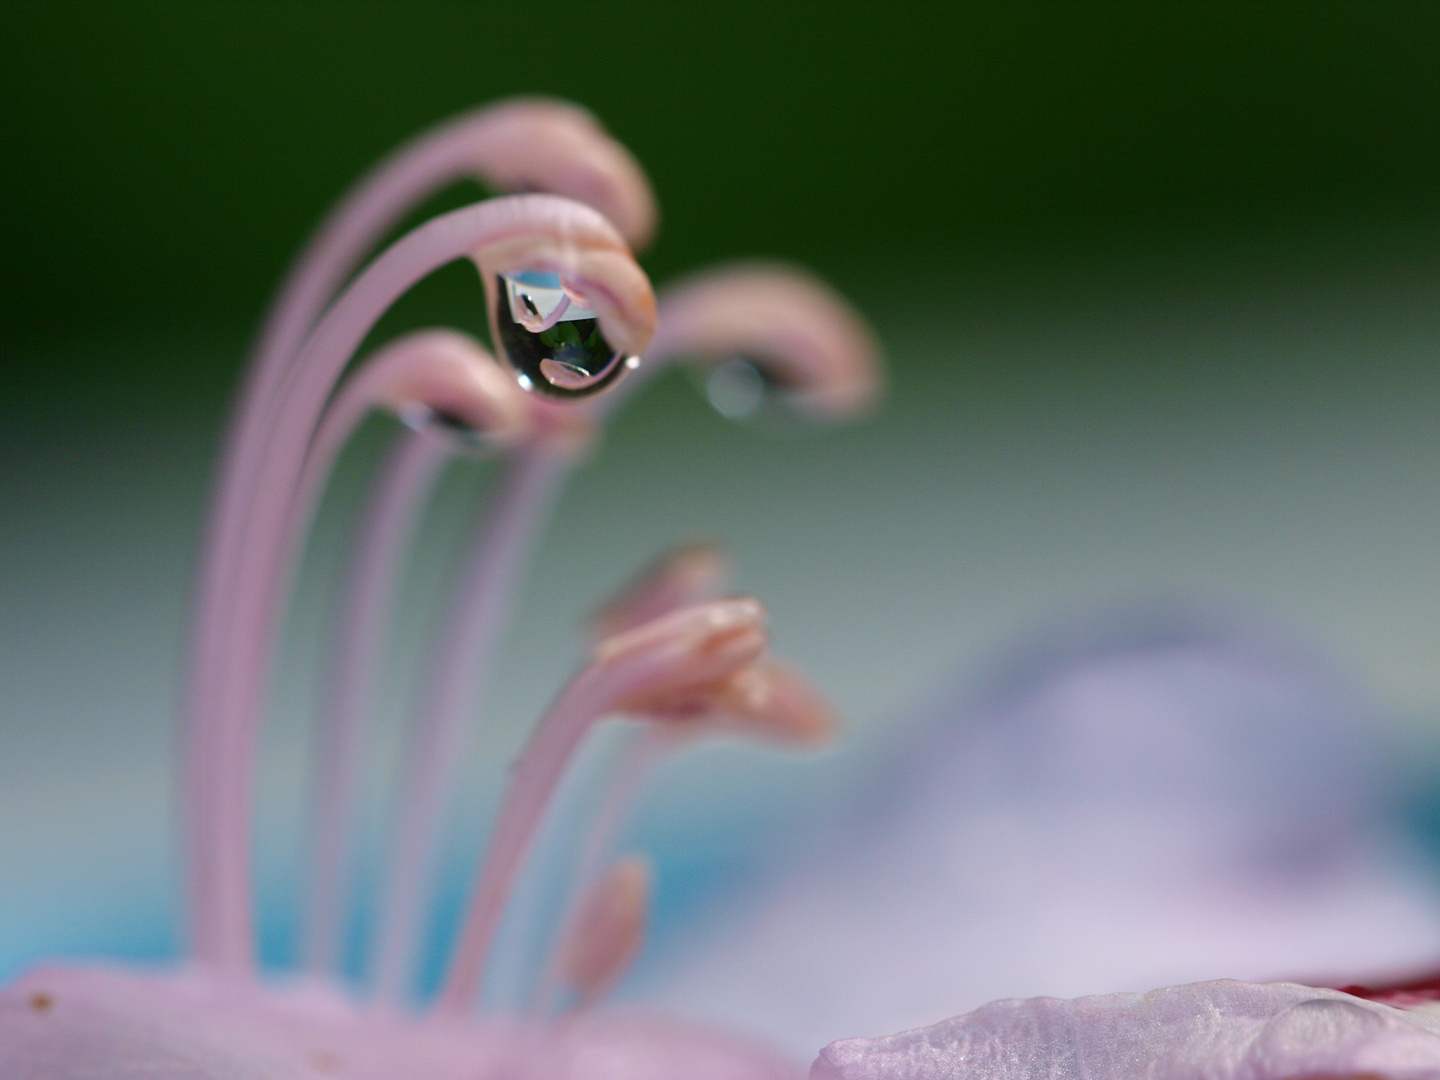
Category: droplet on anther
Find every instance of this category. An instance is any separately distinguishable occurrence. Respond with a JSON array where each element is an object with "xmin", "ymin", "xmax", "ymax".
[
  {"xmin": 705, "ymin": 357, "xmax": 768, "ymax": 420},
  {"xmin": 496, "ymin": 272, "xmax": 631, "ymax": 398},
  {"xmin": 704, "ymin": 354, "xmax": 806, "ymax": 424}
]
